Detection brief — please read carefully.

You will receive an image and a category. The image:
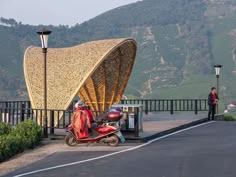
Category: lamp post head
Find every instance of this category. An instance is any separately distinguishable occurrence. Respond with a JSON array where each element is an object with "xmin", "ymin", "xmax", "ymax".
[
  {"xmin": 36, "ymin": 29, "xmax": 52, "ymax": 49},
  {"xmin": 214, "ymin": 64, "xmax": 222, "ymax": 76}
]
